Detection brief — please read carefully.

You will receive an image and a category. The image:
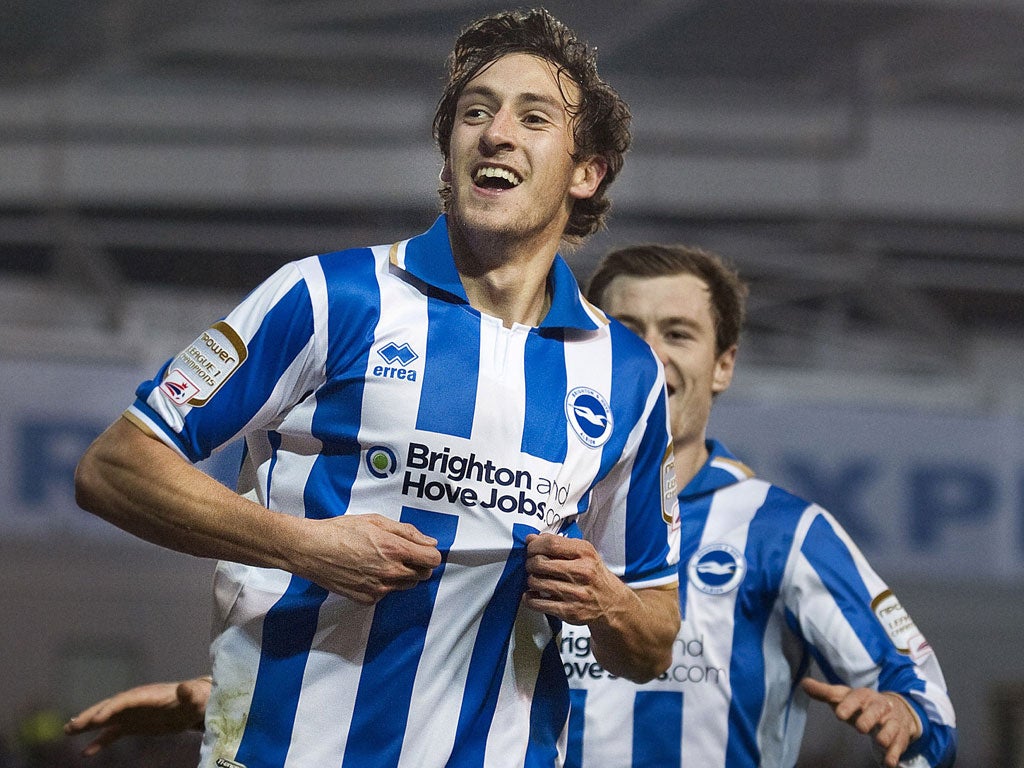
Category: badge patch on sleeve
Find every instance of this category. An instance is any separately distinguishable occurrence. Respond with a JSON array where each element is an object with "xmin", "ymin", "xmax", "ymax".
[
  {"xmin": 661, "ymin": 446, "xmax": 679, "ymax": 530},
  {"xmin": 159, "ymin": 321, "xmax": 247, "ymax": 407},
  {"xmin": 871, "ymin": 589, "xmax": 933, "ymax": 661}
]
